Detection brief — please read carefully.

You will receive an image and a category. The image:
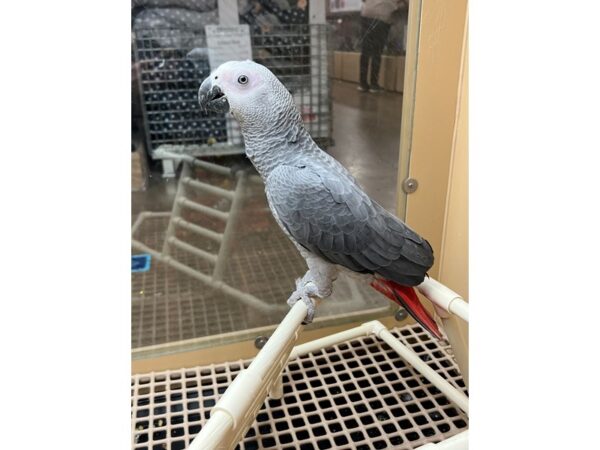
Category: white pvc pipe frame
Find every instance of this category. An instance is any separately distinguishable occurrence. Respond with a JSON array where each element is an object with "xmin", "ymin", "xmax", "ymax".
[
  {"xmin": 189, "ymin": 278, "xmax": 469, "ymax": 450},
  {"xmin": 131, "ymin": 156, "xmax": 289, "ymax": 314}
]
